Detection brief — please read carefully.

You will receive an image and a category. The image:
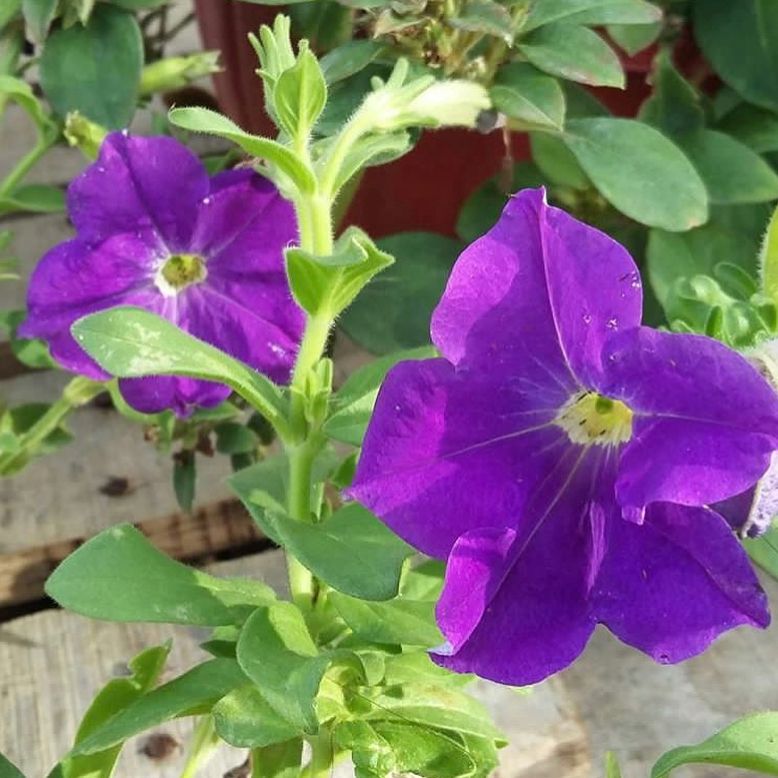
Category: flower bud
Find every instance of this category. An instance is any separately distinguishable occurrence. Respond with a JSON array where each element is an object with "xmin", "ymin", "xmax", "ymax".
[
  {"xmin": 139, "ymin": 51, "xmax": 220, "ymax": 96},
  {"xmin": 64, "ymin": 112, "xmax": 107, "ymax": 160}
]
